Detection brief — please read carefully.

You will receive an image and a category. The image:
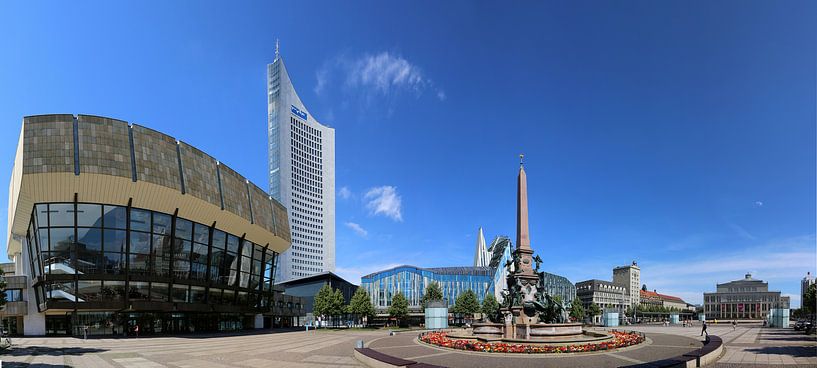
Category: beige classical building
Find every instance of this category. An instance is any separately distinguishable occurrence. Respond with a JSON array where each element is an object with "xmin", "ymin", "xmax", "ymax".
[
  {"xmin": 5, "ymin": 114, "xmax": 303, "ymax": 336},
  {"xmin": 703, "ymin": 273, "xmax": 790, "ymax": 320}
]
